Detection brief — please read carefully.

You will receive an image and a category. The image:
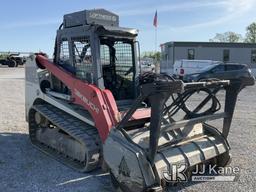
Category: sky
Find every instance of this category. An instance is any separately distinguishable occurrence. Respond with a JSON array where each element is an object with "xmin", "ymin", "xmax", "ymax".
[{"xmin": 0, "ymin": 0, "xmax": 256, "ymax": 56}]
